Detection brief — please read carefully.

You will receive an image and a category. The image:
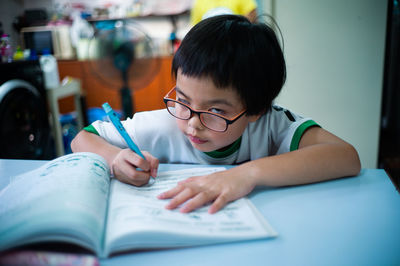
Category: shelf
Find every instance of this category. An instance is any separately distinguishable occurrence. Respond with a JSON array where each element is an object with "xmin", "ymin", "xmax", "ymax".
[{"xmin": 86, "ymin": 10, "xmax": 189, "ymax": 22}]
